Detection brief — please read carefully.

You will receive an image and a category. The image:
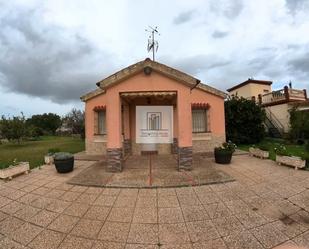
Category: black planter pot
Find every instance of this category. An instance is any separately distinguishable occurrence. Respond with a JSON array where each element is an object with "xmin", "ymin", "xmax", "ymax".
[
  {"xmin": 54, "ymin": 158, "xmax": 74, "ymax": 173},
  {"xmin": 214, "ymin": 148, "xmax": 233, "ymax": 164}
]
